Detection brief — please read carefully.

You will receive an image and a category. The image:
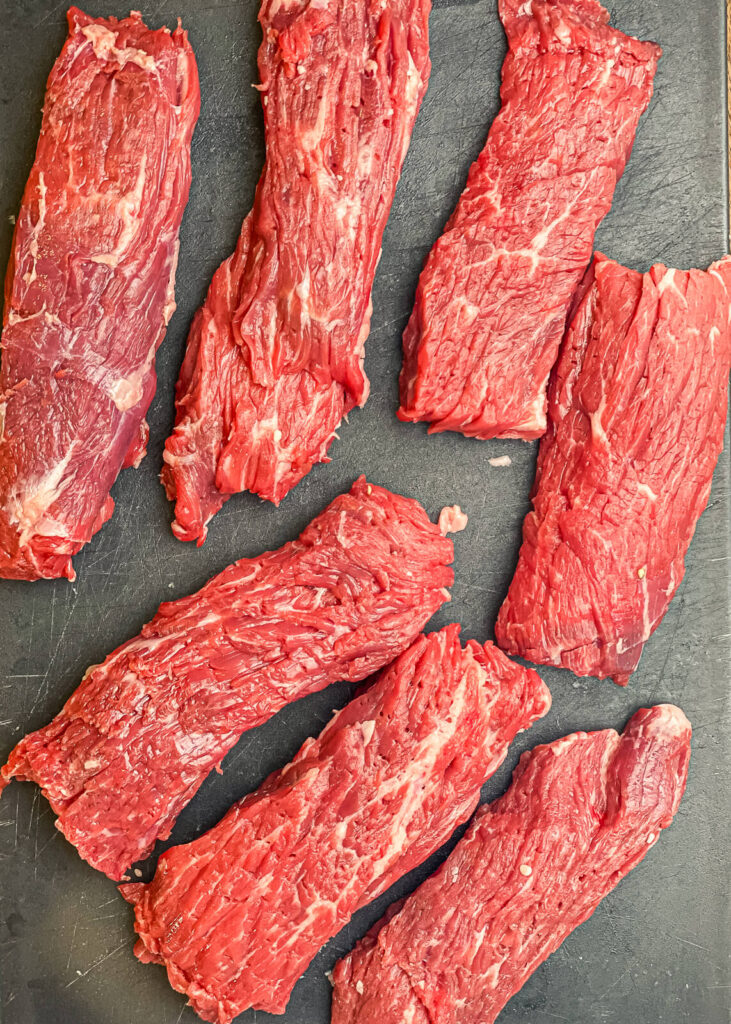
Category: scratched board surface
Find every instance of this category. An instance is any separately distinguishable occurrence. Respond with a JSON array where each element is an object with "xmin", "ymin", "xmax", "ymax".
[{"xmin": 0, "ymin": 1, "xmax": 728, "ymax": 1022}]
